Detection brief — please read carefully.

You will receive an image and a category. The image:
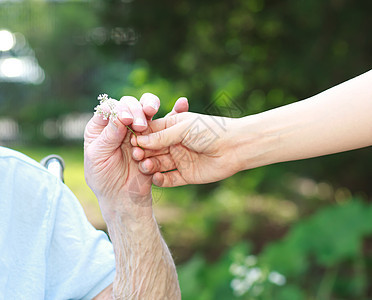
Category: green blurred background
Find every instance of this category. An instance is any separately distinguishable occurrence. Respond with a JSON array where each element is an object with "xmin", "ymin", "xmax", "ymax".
[{"xmin": 0, "ymin": 0, "xmax": 371, "ymax": 299}]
